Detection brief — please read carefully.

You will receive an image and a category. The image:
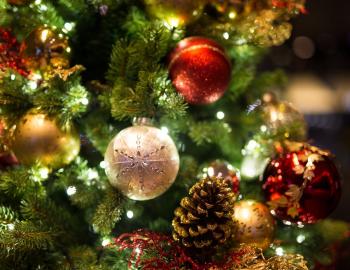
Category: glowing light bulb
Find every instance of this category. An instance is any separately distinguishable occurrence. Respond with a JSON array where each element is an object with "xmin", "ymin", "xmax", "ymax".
[
  {"xmin": 296, "ymin": 234, "xmax": 306, "ymax": 243},
  {"xmin": 216, "ymin": 111, "xmax": 225, "ymax": 120},
  {"xmin": 66, "ymin": 186, "xmax": 77, "ymax": 196},
  {"xmin": 276, "ymin": 247, "xmax": 284, "ymax": 256},
  {"xmin": 126, "ymin": 210, "xmax": 134, "ymax": 219}
]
